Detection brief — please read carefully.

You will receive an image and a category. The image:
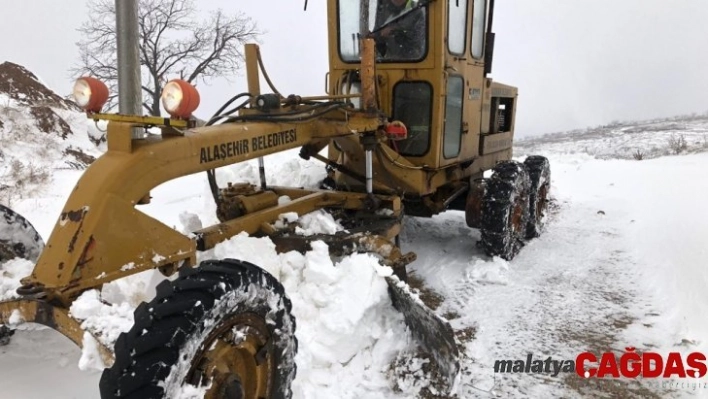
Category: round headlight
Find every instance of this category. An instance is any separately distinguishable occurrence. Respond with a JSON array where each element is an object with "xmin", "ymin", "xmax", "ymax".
[
  {"xmin": 72, "ymin": 77, "xmax": 109, "ymax": 113},
  {"xmin": 161, "ymin": 81, "xmax": 183, "ymax": 113},
  {"xmin": 73, "ymin": 79, "xmax": 91, "ymax": 107},
  {"xmin": 161, "ymin": 79, "xmax": 200, "ymax": 119}
]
